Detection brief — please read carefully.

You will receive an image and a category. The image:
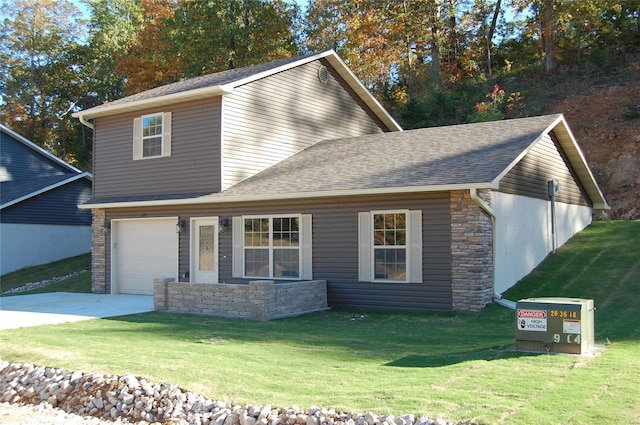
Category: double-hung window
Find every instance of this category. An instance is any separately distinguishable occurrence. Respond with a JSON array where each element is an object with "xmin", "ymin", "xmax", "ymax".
[
  {"xmin": 358, "ymin": 210, "xmax": 422, "ymax": 283},
  {"xmin": 133, "ymin": 112, "xmax": 172, "ymax": 160},
  {"xmin": 373, "ymin": 212, "xmax": 407, "ymax": 281},
  {"xmin": 232, "ymin": 215, "xmax": 313, "ymax": 280}
]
